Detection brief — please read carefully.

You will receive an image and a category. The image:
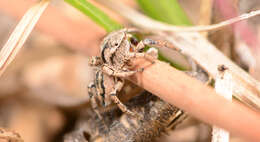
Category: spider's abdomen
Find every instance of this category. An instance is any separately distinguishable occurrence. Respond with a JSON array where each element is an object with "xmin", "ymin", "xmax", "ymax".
[{"xmin": 94, "ymin": 70, "xmax": 115, "ymax": 106}]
